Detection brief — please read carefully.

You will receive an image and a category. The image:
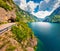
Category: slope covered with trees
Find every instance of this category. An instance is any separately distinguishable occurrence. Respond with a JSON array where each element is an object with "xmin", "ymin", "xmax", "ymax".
[
  {"xmin": 15, "ymin": 4, "xmax": 39, "ymax": 23},
  {"xmin": 0, "ymin": 0, "xmax": 14, "ymax": 10},
  {"xmin": 43, "ymin": 7, "xmax": 60, "ymax": 23}
]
